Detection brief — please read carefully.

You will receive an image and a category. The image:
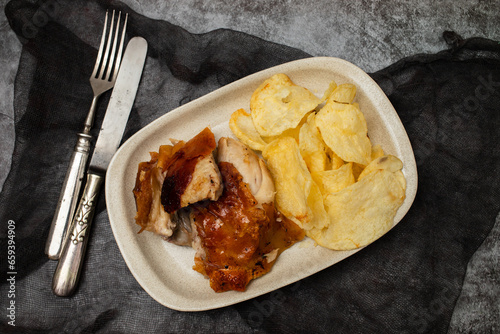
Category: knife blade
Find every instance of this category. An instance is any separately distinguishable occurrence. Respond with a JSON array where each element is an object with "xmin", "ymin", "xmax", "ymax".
[{"xmin": 52, "ymin": 36, "xmax": 148, "ymax": 297}]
